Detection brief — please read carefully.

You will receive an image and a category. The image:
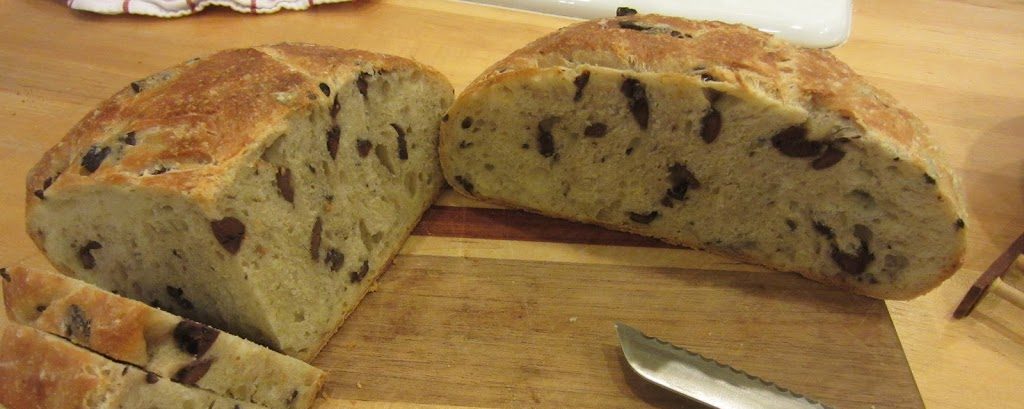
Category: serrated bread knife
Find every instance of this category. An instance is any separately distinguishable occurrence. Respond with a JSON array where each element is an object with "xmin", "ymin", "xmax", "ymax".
[{"xmin": 616, "ymin": 323, "xmax": 832, "ymax": 409}]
